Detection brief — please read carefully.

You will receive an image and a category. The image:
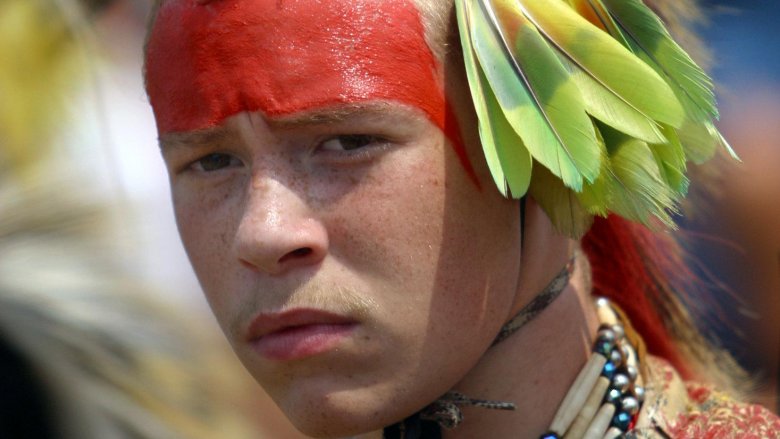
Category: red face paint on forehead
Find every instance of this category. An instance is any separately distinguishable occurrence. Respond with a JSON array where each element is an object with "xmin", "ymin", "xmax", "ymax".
[{"xmin": 146, "ymin": 0, "xmax": 444, "ymax": 134}]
